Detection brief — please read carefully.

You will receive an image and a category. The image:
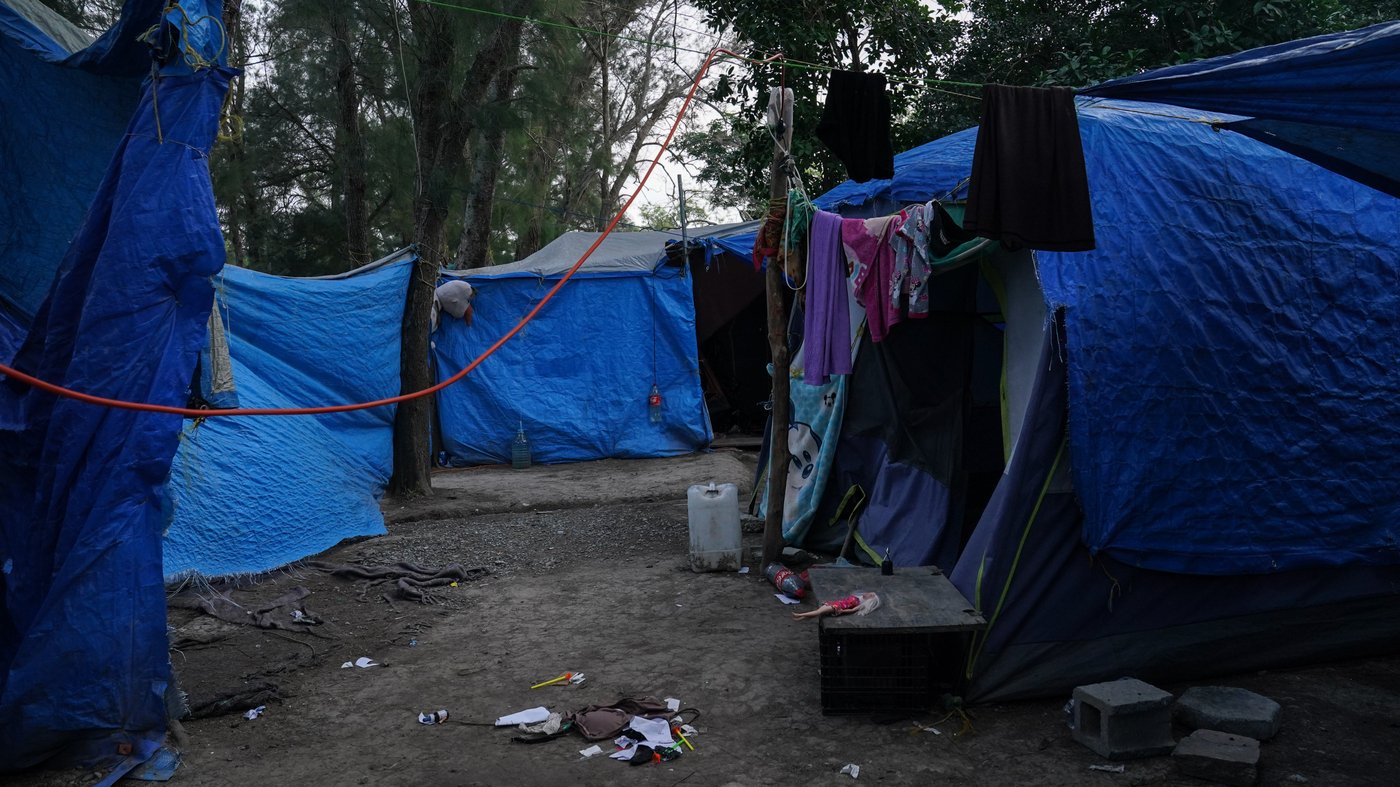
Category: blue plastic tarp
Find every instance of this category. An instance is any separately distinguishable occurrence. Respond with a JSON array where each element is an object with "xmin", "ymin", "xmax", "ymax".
[
  {"xmin": 163, "ymin": 257, "xmax": 410, "ymax": 578},
  {"xmin": 0, "ymin": 0, "xmax": 230, "ymax": 769},
  {"xmin": 0, "ymin": 303, "xmax": 25, "ymax": 363},
  {"xmin": 0, "ymin": 0, "xmax": 160, "ymax": 319},
  {"xmin": 819, "ymin": 99, "xmax": 1400, "ymax": 574},
  {"xmin": 0, "ymin": 65, "xmax": 230, "ymax": 776},
  {"xmin": 1082, "ymin": 21, "xmax": 1400, "ymax": 197},
  {"xmin": 436, "ymin": 263, "xmax": 711, "ymax": 464}
]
